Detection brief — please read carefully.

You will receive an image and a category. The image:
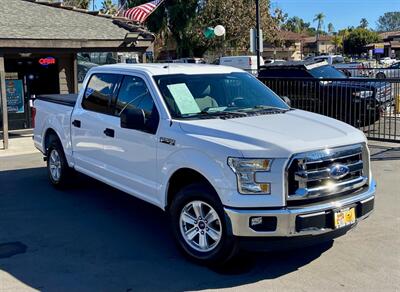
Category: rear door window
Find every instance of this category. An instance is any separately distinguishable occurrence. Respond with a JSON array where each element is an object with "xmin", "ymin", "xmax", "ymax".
[{"xmin": 82, "ymin": 73, "xmax": 121, "ymax": 114}]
